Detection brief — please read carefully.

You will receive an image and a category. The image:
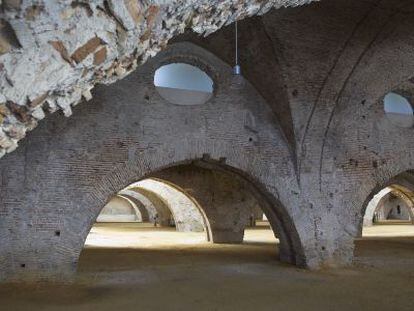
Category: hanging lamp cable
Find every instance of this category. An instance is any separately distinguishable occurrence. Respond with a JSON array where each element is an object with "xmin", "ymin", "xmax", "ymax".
[{"xmin": 234, "ymin": 20, "xmax": 241, "ymax": 75}]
